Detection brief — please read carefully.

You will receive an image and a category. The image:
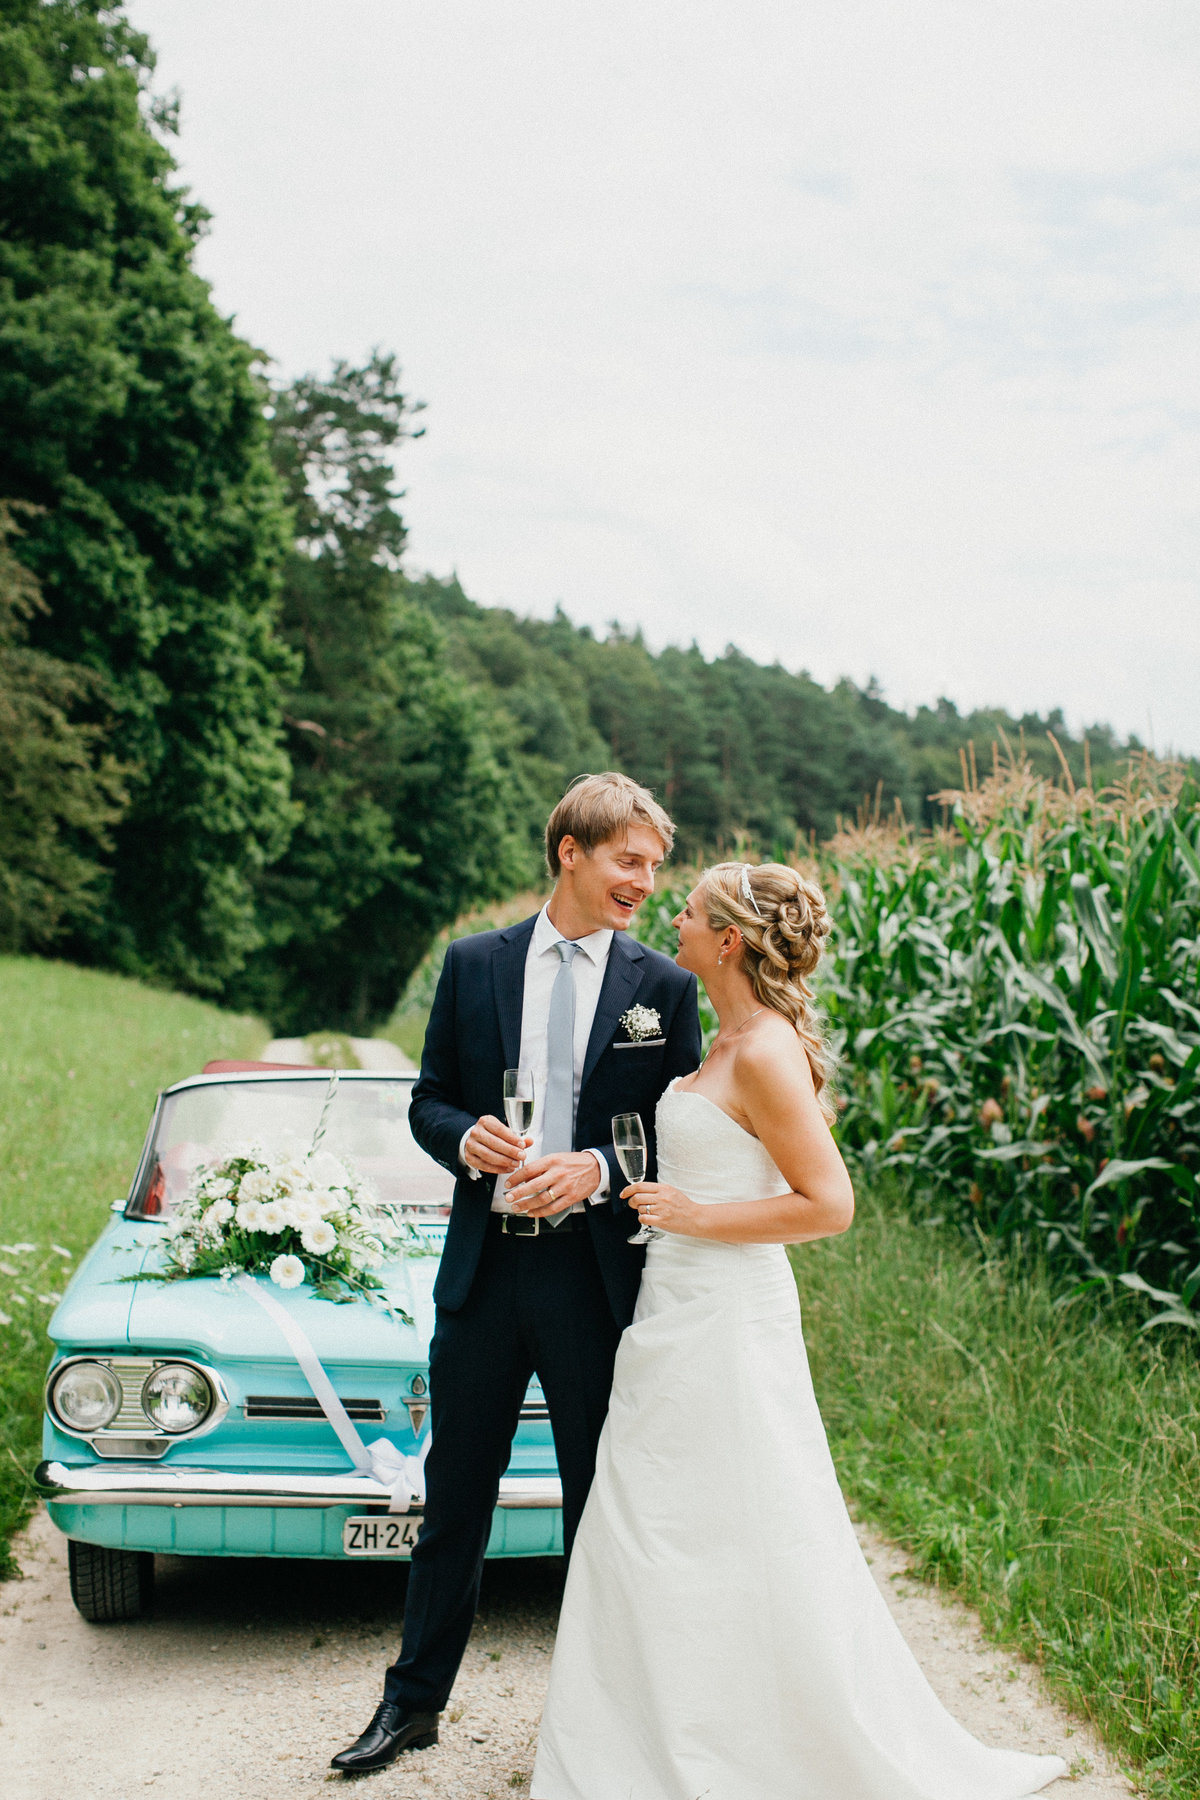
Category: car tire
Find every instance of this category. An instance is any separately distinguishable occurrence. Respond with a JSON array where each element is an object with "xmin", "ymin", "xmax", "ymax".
[{"xmin": 67, "ymin": 1540, "xmax": 154, "ymax": 1622}]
